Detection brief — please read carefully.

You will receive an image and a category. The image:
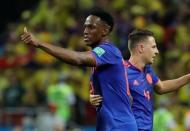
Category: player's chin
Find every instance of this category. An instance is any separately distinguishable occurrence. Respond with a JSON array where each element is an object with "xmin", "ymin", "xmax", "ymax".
[
  {"xmin": 86, "ymin": 42, "xmax": 95, "ymax": 48},
  {"xmin": 84, "ymin": 40, "xmax": 91, "ymax": 45},
  {"xmin": 150, "ymin": 60, "xmax": 154, "ymax": 64},
  {"xmin": 86, "ymin": 43, "xmax": 93, "ymax": 48},
  {"xmin": 148, "ymin": 60, "xmax": 154, "ymax": 64}
]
